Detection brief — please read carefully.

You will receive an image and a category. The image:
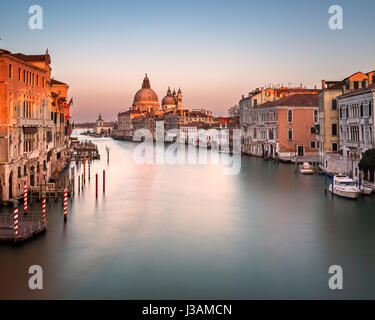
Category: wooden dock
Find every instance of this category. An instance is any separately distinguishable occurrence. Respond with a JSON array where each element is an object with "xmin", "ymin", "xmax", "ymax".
[
  {"xmin": 71, "ymin": 141, "xmax": 100, "ymax": 162},
  {"xmin": 0, "ymin": 218, "xmax": 46, "ymax": 243}
]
